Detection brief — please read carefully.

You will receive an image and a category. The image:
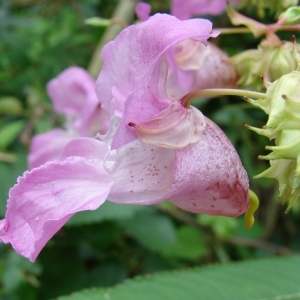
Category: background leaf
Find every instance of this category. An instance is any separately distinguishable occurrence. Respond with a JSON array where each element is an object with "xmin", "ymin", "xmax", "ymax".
[{"xmin": 58, "ymin": 255, "xmax": 300, "ymax": 300}]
